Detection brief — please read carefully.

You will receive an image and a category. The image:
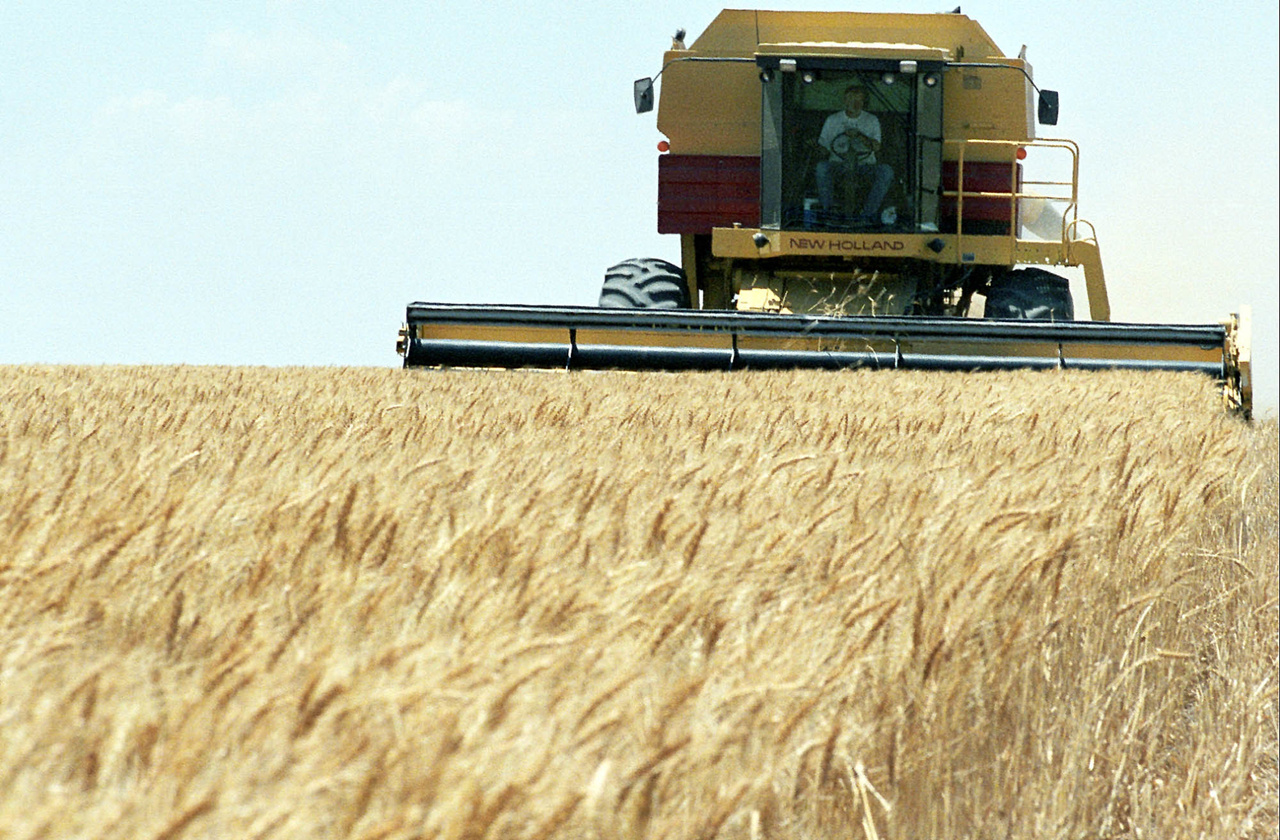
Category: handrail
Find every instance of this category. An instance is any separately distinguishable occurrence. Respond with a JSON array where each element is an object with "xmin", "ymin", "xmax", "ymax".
[{"xmin": 941, "ymin": 138, "xmax": 1083, "ymax": 264}]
